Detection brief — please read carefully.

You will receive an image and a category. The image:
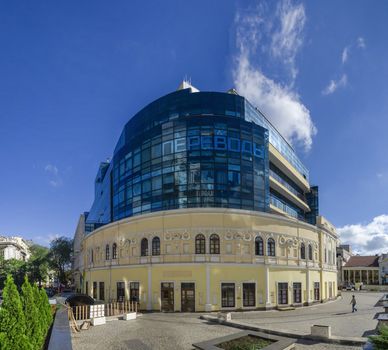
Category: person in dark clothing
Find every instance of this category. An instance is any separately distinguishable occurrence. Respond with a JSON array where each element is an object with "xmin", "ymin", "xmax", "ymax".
[{"xmin": 350, "ymin": 295, "xmax": 357, "ymax": 312}]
